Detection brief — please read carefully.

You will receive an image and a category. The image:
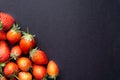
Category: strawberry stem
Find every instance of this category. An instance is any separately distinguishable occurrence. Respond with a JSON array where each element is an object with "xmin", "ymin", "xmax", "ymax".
[
  {"xmin": 0, "ymin": 63, "xmax": 6, "ymax": 73},
  {"xmin": 9, "ymin": 71, "xmax": 19, "ymax": 80},
  {"xmin": 27, "ymin": 27, "xmax": 29, "ymax": 34},
  {"xmin": 53, "ymin": 76, "xmax": 56, "ymax": 80},
  {"xmin": 14, "ymin": 75, "xmax": 19, "ymax": 80},
  {"xmin": 11, "ymin": 74, "xmax": 19, "ymax": 80}
]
